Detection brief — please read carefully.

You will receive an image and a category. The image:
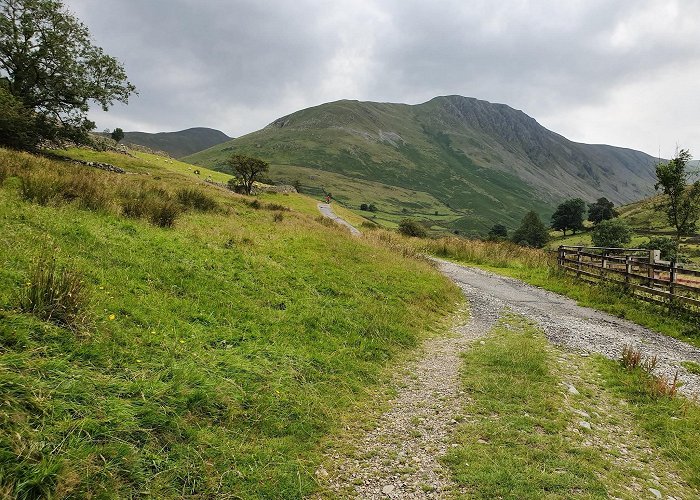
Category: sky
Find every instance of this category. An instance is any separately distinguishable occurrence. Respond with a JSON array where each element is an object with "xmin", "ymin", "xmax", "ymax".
[{"xmin": 63, "ymin": 0, "xmax": 700, "ymax": 158}]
